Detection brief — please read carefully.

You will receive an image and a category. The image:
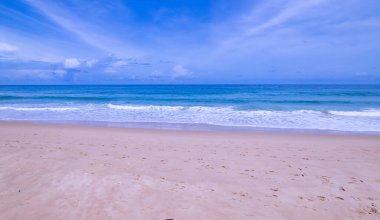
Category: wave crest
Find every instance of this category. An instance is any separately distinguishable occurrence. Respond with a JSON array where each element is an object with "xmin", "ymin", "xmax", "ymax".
[
  {"xmin": 107, "ymin": 104, "xmax": 380, "ymax": 118},
  {"xmin": 107, "ymin": 104, "xmax": 185, "ymax": 111},
  {"xmin": 328, "ymin": 110, "xmax": 380, "ymax": 117}
]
